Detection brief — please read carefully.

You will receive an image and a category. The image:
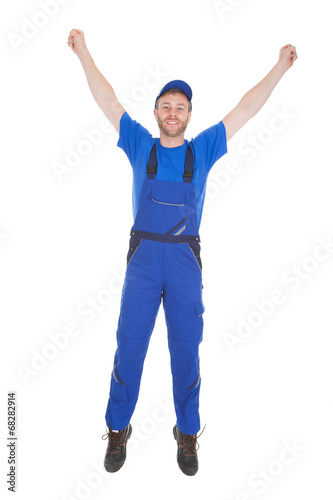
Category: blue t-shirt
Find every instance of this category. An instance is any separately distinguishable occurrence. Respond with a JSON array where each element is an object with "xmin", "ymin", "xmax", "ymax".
[{"xmin": 117, "ymin": 111, "xmax": 228, "ymax": 229}]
